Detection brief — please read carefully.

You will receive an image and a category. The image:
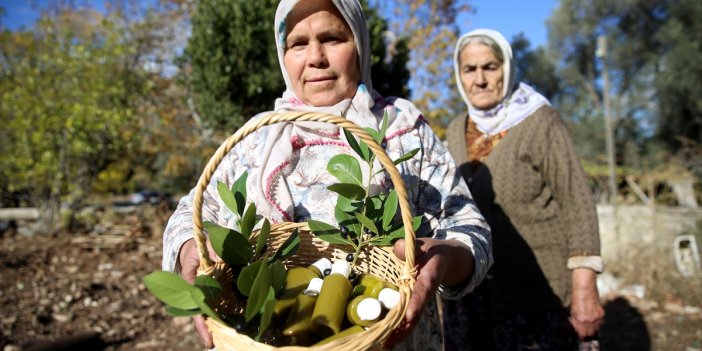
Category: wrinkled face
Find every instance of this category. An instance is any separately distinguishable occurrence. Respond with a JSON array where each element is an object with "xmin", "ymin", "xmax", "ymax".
[
  {"xmin": 459, "ymin": 42, "xmax": 505, "ymax": 110},
  {"xmin": 283, "ymin": 0, "xmax": 360, "ymax": 106}
]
